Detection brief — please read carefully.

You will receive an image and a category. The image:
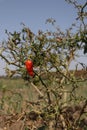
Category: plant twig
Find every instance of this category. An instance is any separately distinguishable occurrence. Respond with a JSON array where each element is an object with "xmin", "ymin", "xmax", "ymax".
[
  {"xmin": 30, "ymin": 82, "xmax": 48, "ymax": 103},
  {"xmin": 60, "ymin": 114, "xmax": 67, "ymax": 130}
]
